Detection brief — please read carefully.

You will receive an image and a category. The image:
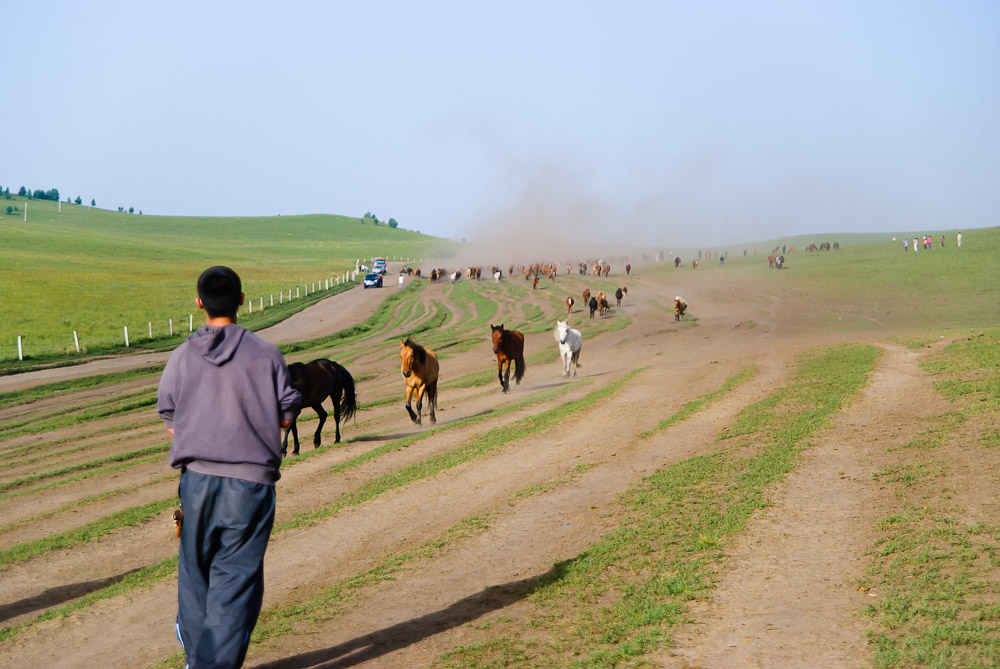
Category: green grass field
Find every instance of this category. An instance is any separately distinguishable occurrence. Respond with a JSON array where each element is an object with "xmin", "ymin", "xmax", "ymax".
[
  {"xmin": 647, "ymin": 227, "xmax": 1000, "ymax": 336},
  {"xmin": 0, "ymin": 196, "xmax": 456, "ymax": 361}
]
